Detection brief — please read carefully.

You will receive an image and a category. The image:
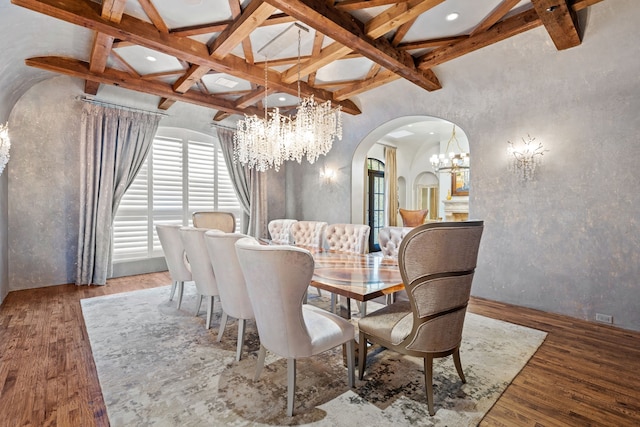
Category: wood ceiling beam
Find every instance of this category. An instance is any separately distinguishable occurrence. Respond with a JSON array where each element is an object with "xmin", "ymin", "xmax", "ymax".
[
  {"xmin": 213, "ymin": 111, "xmax": 231, "ymax": 121},
  {"xmin": 25, "ymin": 56, "xmax": 264, "ymax": 117},
  {"xmin": 282, "ymin": 43, "xmax": 350, "ymax": 84},
  {"xmin": 365, "ymin": 0, "xmax": 444, "ymax": 40},
  {"xmin": 11, "ymin": 0, "xmax": 360, "ymax": 115},
  {"xmin": 267, "ymin": 0, "xmax": 441, "ymax": 91},
  {"xmin": 333, "ymin": 69, "xmax": 398, "ymax": 100},
  {"xmin": 235, "ymin": 87, "xmax": 275, "ymax": 109},
  {"xmin": 210, "ymin": 0, "xmax": 276, "ymax": 59},
  {"xmin": 335, "ymin": 0, "xmax": 405, "ymax": 11},
  {"xmin": 470, "ymin": 0, "xmax": 522, "ymax": 37},
  {"xmin": 397, "ymin": 35, "xmax": 468, "ymax": 51},
  {"xmin": 417, "ymin": 7, "xmax": 542, "ymax": 69},
  {"xmin": 84, "ymin": 0, "xmax": 126, "ymax": 95},
  {"xmin": 530, "ymin": 0, "xmax": 581, "ymax": 50},
  {"xmin": 170, "ymin": 13, "xmax": 295, "ymax": 37},
  {"xmin": 138, "ymin": 0, "xmax": 169, "ymax": 33},
  {"xmin": 158, "ymin": 98, "xmax": 177, "ymax": 110}
]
